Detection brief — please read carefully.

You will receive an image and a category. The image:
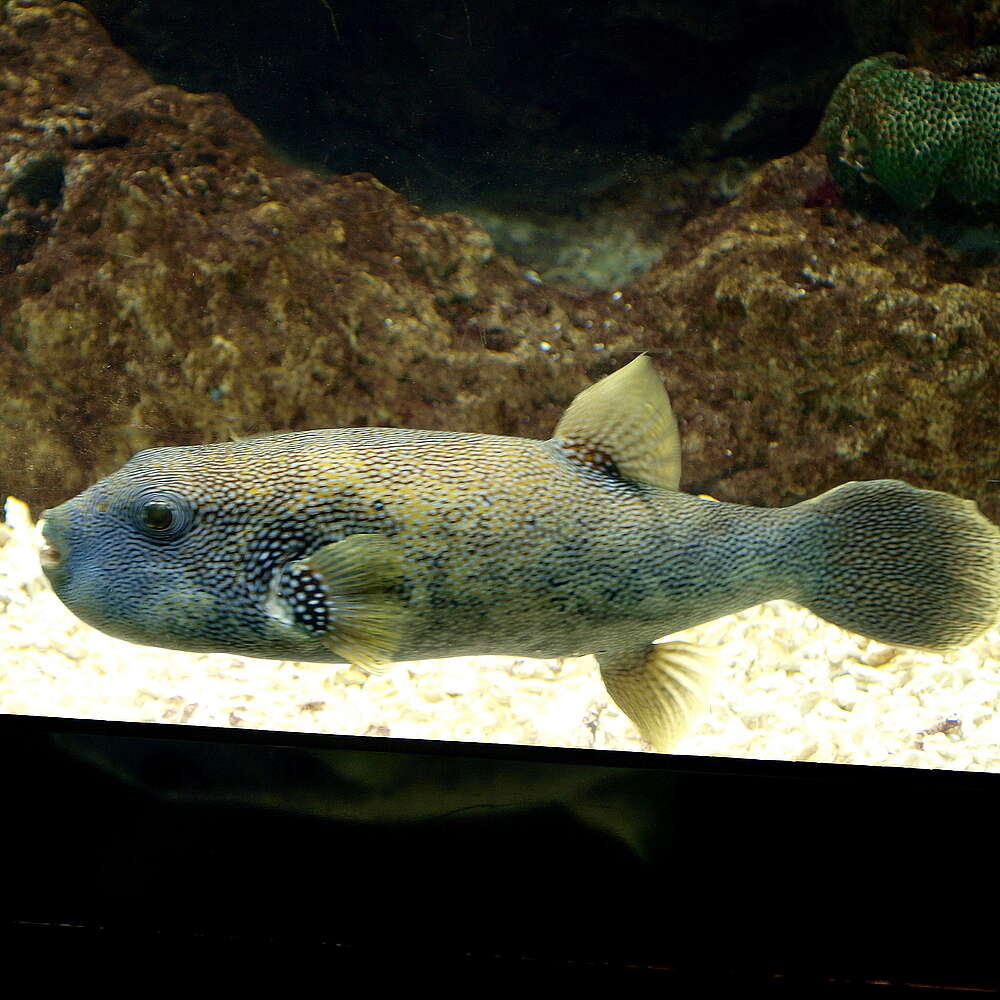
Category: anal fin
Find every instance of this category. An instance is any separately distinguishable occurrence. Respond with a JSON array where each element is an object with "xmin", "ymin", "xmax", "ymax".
[{"xmin": 597, "ymin": 641, "xmax": 716, "ymax": 752}]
